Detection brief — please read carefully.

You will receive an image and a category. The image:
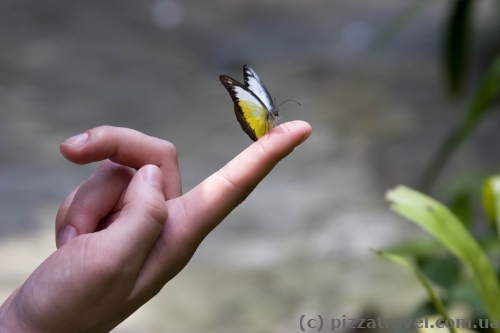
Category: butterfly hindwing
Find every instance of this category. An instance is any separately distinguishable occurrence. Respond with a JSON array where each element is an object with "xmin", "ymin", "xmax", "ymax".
[
  {"xmin": 234, "ymin": 104, "xmax": 259, "ymax": 141},
  {"xmin": 220, "ymin": 75, "xmax": 272, "ymax": 141}
]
